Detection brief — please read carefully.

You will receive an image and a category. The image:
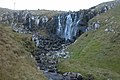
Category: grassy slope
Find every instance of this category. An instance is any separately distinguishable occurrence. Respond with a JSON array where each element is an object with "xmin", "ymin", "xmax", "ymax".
[
  {"xmin": 29, "ymin": 10, "xmax": 64, "ymax": 18},
  {"xmin": 58, "ymin": 5, "xmax": 120, "ymax": 80},
  {"xmin": 0, "ymin": 24, "xmax": 46, "ymax": 80}
]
